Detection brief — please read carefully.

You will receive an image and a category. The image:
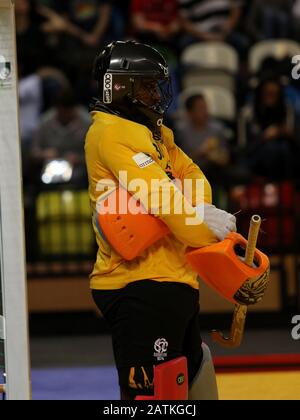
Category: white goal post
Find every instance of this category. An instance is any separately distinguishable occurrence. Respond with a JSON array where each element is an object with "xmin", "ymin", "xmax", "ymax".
[{"xmin": 0, "ymin": 0, "xmax": 31, "ymax": 400}]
